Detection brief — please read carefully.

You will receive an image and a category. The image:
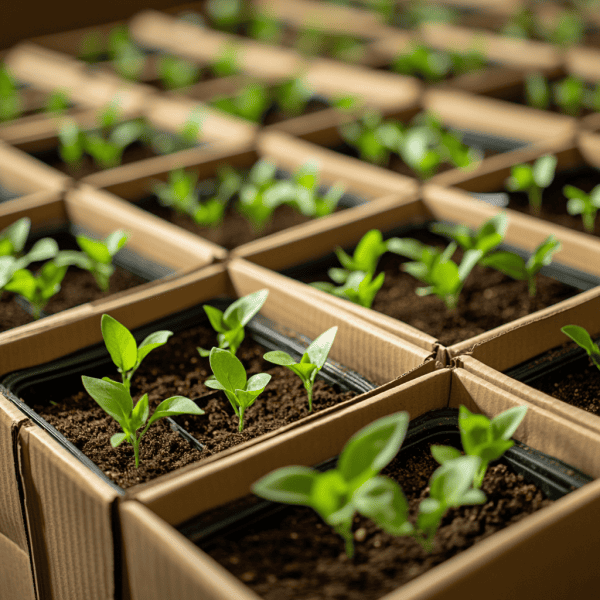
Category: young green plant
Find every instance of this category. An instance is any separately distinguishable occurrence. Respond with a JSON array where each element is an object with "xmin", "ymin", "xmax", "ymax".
[
  {"xmin": 263, "ymin": 326, "xmax": 337, "ymax": 412},
  {"xmin": 505, "ymin": 154, "xmax": 557, "ymax": 216},
  {"xmin": 561, "ymin": 325, "xmax": 600, "ymax": 370},
  {"xmin": 312, "ymin": 271, "xmax": 385, "ymax": 309},
  {"xmin": 198, "ymin": 289, "xmax": 269, "ymax": 356},
  {"xmin": 563, "ymin": 184, "xmax": 600, "ymax": 233},
  {"xmin": 205, "ymin": 347, "xmax": 271, "ymax": 432},
  {"xmin": 480, "ymin": 234, "xmax": 561, "ymax": 297},
  {"xmin": 432, "ymin": 404, "xmax": 528, "ymax": 489},
  {"xmin": 253, "ymin": 411, "xmax": 485, "ymax": 557}
]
